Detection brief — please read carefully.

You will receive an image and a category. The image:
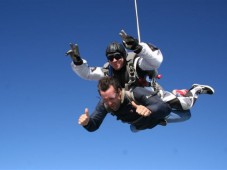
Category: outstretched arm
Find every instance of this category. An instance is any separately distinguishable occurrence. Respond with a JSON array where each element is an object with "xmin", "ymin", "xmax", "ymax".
[
  {"xmin": 137, "ymin": 42, "xmax": 163, "ymax": 70},
  {"xmin": 119, "ymin": 30, "xmax": 163, "ymax": 70},
  {"xmin": 71, "ymin": 60, "xmax": 105, "ymax": 80},
  {"xmin": 131, "ymin": 101, "xmax": 152, "ymax": 117},
  {"xmin": 66, "ymin": 43, "xmax": 105, "ymax": 80},
  {"xmin": 133, "ymin": 87, "xmax": 171, "ymax": 119}
]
